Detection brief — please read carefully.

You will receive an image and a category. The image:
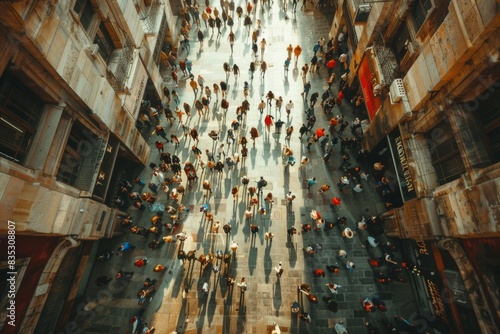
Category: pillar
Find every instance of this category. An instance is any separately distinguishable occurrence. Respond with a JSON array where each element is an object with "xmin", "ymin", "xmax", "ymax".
[{"xmin": 24, "ymin": 102, "xmax": 66, "ymax": 172}]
